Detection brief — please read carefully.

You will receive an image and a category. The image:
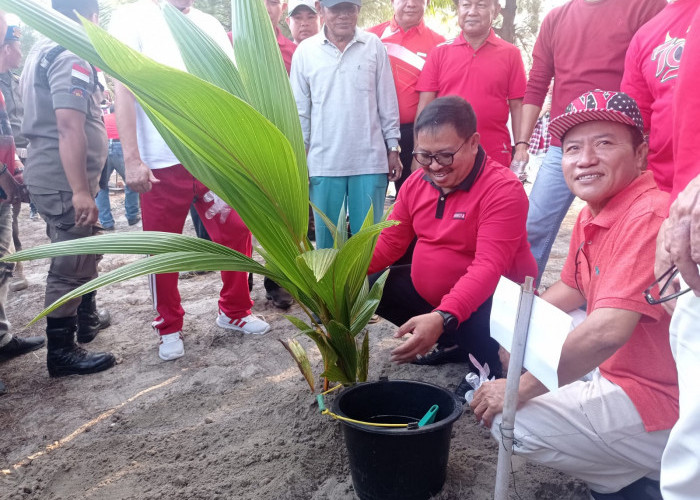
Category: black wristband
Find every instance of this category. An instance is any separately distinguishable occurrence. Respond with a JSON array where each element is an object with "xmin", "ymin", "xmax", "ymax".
[{"xmin": 515, "ymin": 141, "xmax": 530, "ymax": 147}]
